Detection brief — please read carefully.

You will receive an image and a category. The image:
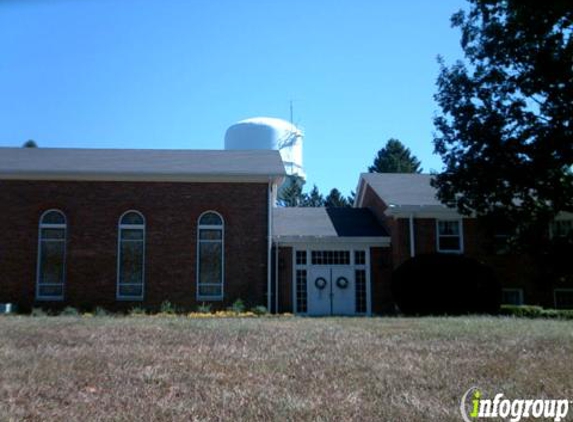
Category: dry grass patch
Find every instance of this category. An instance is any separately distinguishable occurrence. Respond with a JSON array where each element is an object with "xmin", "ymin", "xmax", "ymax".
[{"xmin": 0, "ymin": 316, "xmax": 572, "ymax": 421}]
